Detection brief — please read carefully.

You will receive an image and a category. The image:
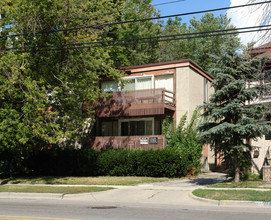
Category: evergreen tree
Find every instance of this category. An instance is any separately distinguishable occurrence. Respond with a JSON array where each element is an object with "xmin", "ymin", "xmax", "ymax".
[{"xmin": 199, "ymin": 40, "xmax": 271, "ymax": 182}]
